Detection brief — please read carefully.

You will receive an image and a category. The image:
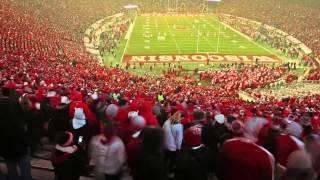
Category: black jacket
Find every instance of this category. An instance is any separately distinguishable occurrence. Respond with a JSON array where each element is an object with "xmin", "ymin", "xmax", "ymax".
[
  {"xmin": 0, "ymin": 96, "xmax": 29, "ymax": 160},
  {"xmin": 175, "ymin": 146, "xmax": 214, "ymax": 180},
  {"xmin": 134, "ymin": 150, "xmax": 166, "ymax": 180}
]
